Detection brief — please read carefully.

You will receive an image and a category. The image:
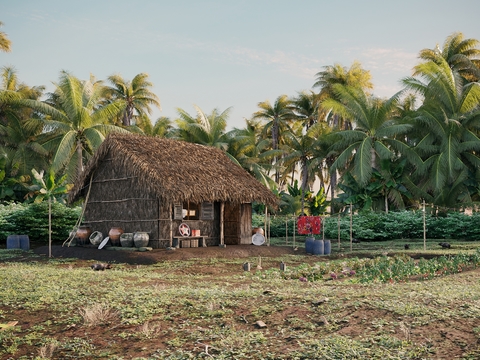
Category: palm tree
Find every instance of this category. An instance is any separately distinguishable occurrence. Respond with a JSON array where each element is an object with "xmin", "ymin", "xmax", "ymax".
[
  {"xmin": 22, "ymin": 71, "xmax": 126, "ymax": 182},
  {"xmin": 226, "ymin": 119, "xmax": 275, "ymax": 189},
  {"xmin": 0, "ymin": 67, "xmax": 48, "ymax": 178},
  {"xmin": 0, "ymin": 21, "xmax": 11, "ymax": 53},
  {"xmin": 252, "ymin": 95, "xmax": 293, "ymax": 184},
  {"xmin": 313, "ymin": 61, "xmax": 374, "ymax": 211},
  {"xmin": 104, "ymin": 73, "xmax": 161, "ymax": 127},
  {"xmin": 290, "ymin": 91, "xmax": 319, "ymax": 130},
  {"xmin": 415, "ymin": 32, "xmax": 480, "ymax": 82},
  {"xmin": 403, "ymin": 56, "xmax": 480, "ymax": 208},
  {"xmin": 324, "ymin": 84, "xmax": 413, "ymax": 188},
  {"xmin": 174, "ymin": 105, "xmax": 230, "ymax": 149},
  {"xmin": 0, "ymin": 66, "xmax": 44, "ymax": 126},
  {"xmin": 150, "ymin": 116, "xmax": 174, "ymax": 137},
  {"xmin": 314, "ymin": 61, "xmax": 374, "ymax": 129},
  {"xmin": 282, "ymin": 121, "xmax": 332, "ymax": 196}
]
